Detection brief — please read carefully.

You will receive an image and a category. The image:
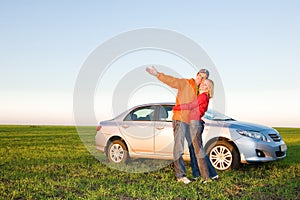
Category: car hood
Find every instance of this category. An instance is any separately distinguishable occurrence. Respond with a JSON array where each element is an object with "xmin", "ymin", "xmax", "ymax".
[{"xmin": 221, "ymin": 120, "xmax": 272, "ymax": 131}]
